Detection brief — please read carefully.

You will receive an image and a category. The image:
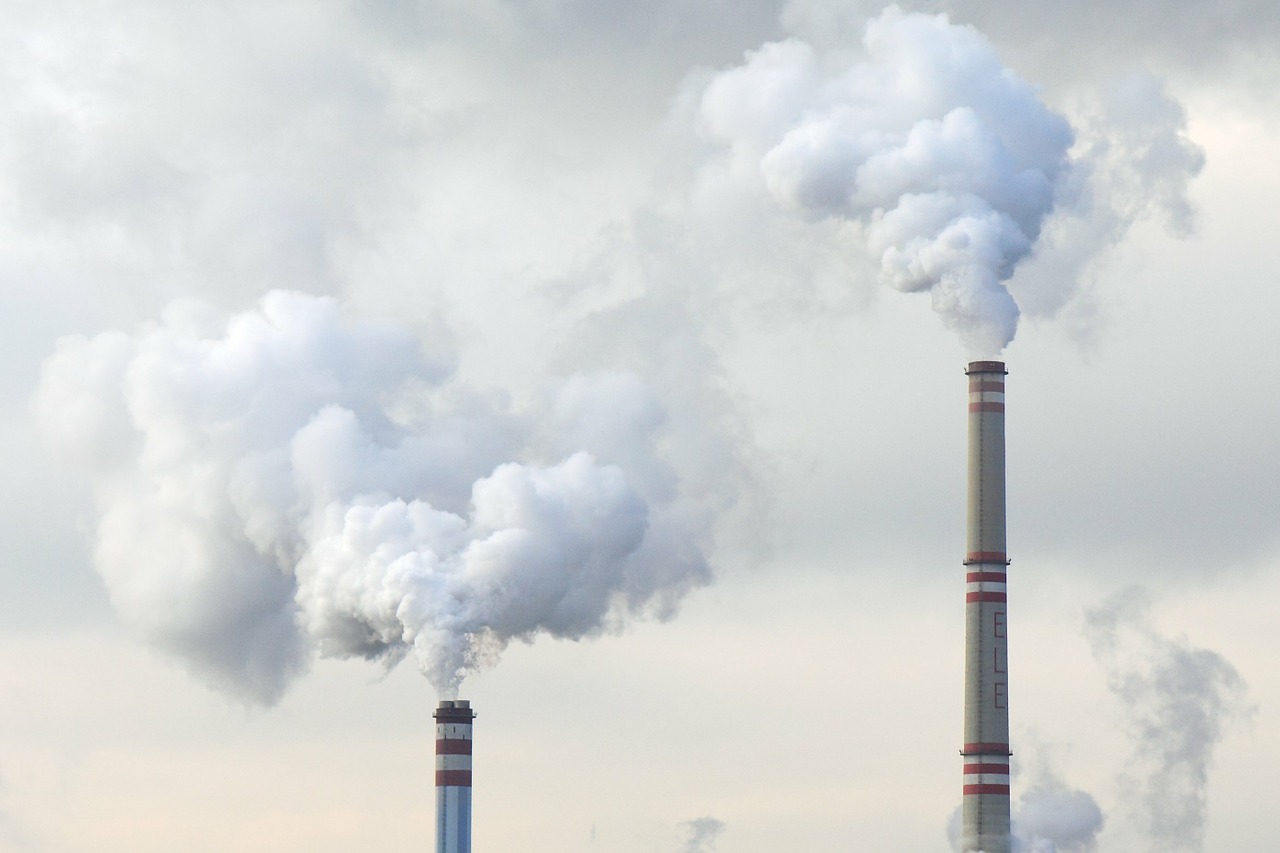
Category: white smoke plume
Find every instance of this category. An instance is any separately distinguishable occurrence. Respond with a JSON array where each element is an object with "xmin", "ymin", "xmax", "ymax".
[
  {"xmin": 692, "ymin": 7, "xmax": 1074, "ymax": 355},
  {"xmin": 679, "ymin": 816, "xmax": 726, "ymax": 853},
  {"xmin": 1085, "ymin": 588, "xmax": 1250, "ymax": 853},
  {"xmin": 34, "ymin": 291, "xmax": 720, "ymax": 704}
]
